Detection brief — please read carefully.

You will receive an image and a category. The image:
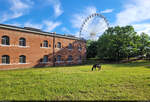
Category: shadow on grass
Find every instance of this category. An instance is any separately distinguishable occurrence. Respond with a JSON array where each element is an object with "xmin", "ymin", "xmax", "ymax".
[{"xmin": 33, "ymin": 64, "xmax": 89, "ymax": 69}]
